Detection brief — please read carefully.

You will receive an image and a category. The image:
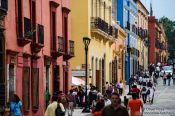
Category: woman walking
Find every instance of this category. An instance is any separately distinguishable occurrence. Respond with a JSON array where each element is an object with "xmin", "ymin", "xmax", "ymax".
[{"xmin": 10, "ymin": 94, "xmax": 23, "ymax": 116}]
